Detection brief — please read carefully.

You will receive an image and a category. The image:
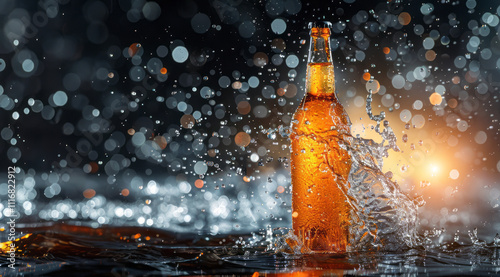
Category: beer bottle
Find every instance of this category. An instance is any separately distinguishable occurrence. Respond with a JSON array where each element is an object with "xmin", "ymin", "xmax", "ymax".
[{"xmin": 290, "ymin": 21, "xmax": 352, "ymax": 252}]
